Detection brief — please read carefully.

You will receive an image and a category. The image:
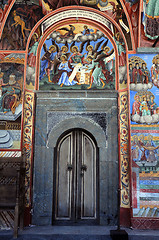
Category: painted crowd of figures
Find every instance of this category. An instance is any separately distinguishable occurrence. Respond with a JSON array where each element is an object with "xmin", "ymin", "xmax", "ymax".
[
  {"xmin": 131, "ymin": 134, "xmax": 158, "ymax": 163},
  {"xmin": 132, "ymin": 93, "xmax": 158, "ymax": 117},
  {"xmin": 129, "ymin": 62, "xmax": 150, "ymax": 84},
  {"xmin": 37, "ymin": 26, "xmax": 116, "ymax": 89}
]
